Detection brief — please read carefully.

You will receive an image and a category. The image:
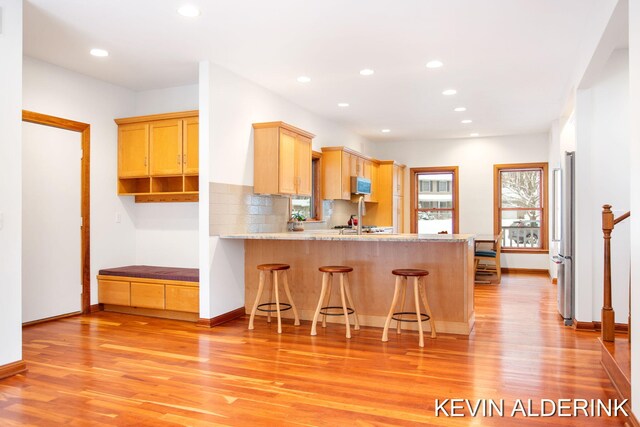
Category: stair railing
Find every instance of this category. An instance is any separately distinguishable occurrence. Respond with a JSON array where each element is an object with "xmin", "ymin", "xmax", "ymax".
[{"xmin": 601, "ymin": 204, "xmax": 631, "ymax": 342}]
